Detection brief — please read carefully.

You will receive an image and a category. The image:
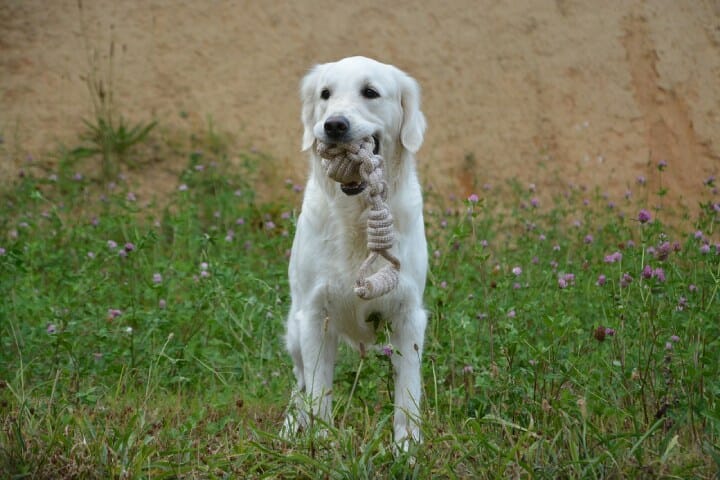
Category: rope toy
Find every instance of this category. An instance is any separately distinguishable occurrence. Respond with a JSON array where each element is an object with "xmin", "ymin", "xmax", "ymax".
[{"xmin": 317, "ymin": 137, "xmax": 400, "ymax": 300}]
